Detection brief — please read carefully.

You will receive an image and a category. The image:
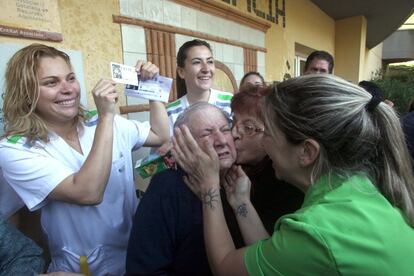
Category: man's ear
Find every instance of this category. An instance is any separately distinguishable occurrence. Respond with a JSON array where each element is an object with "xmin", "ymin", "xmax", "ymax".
[
  {"xmin": 299, "ymin": 139, "xmax": 320, "ymax": 167},
  {"xmin": 177, "ymin": 67, "xmax": 185, "ymax": 79}
]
